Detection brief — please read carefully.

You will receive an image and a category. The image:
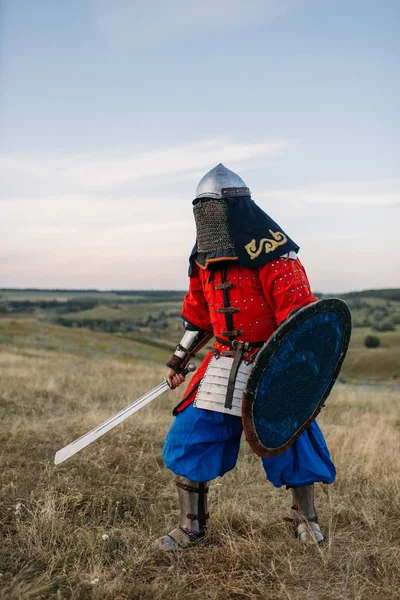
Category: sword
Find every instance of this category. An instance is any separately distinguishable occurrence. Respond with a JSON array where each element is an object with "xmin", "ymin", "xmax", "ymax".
[{"xmin": 54, "ymin": 363, "xmax": 196, "ymax": 466}]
